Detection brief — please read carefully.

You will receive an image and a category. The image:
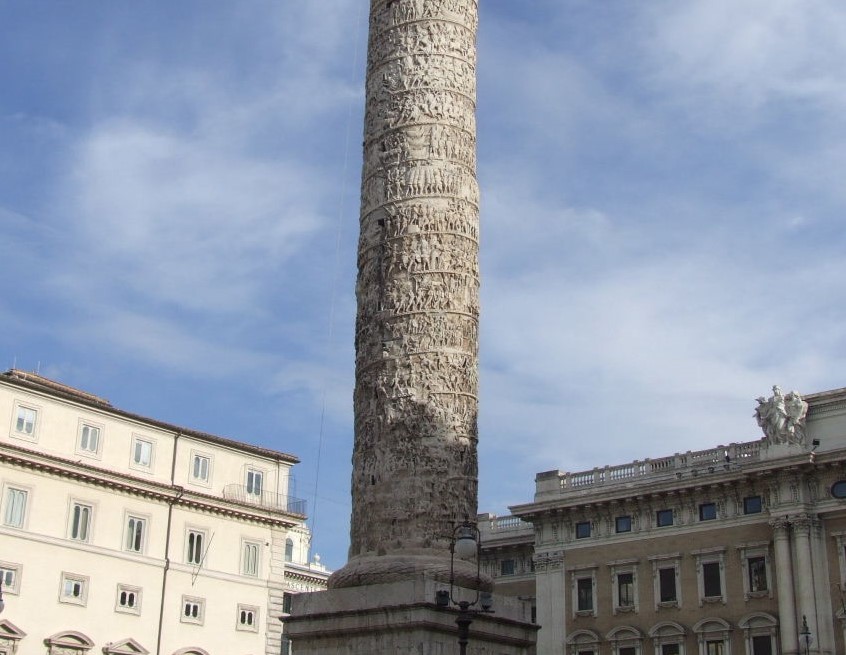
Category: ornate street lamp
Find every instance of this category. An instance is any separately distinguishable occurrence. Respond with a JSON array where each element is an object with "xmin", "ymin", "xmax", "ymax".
[
  {"xmin": 799, "ymin": 615, "xmax": 813, "ymax": 655},
  {"xmin": 435, "ymin": 521, "xmax": 494, "ymax": 655}
]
